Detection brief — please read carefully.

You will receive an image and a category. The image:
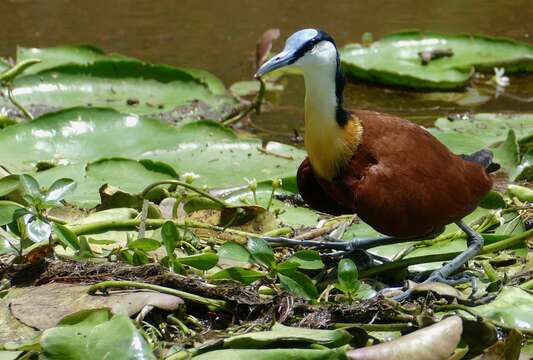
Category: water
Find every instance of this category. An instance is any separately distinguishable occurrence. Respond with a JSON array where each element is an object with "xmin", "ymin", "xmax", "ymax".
[{"xmin": 1, "ymin": 0, "xmax": 532, "ymax": 141}]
